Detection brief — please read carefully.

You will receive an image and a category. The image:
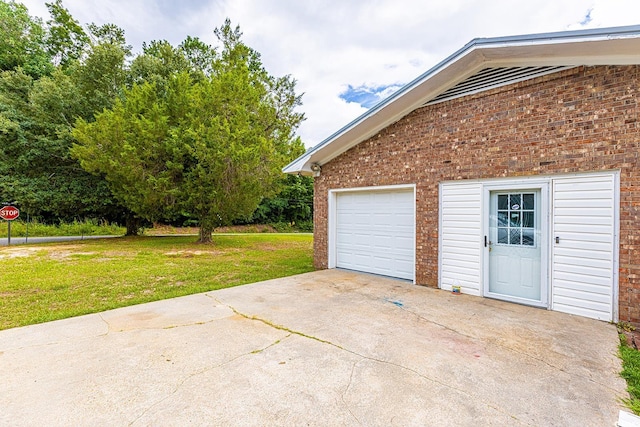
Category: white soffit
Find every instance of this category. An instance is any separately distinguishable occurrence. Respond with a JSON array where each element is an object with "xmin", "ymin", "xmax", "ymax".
[{"xmin": 284, "ymin": 26, "xmax": 640, "ymax": 175}]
